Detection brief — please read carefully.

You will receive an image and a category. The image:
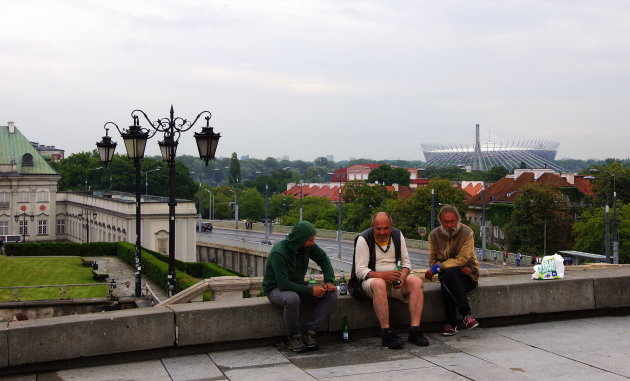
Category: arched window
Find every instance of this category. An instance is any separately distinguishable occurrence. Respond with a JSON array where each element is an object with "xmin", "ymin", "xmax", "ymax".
[{"xmin": 22, "ymin": 153, "xmax": 34, "ymax": 167}]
